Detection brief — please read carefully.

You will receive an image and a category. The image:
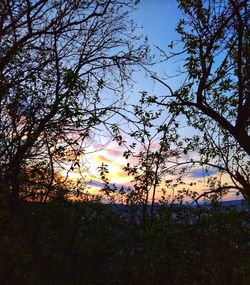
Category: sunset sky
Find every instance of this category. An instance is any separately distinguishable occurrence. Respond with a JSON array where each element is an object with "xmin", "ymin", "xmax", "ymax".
[{"xmin": 63, "ymin": 0, "xmax": 239, "ymax": 203}]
